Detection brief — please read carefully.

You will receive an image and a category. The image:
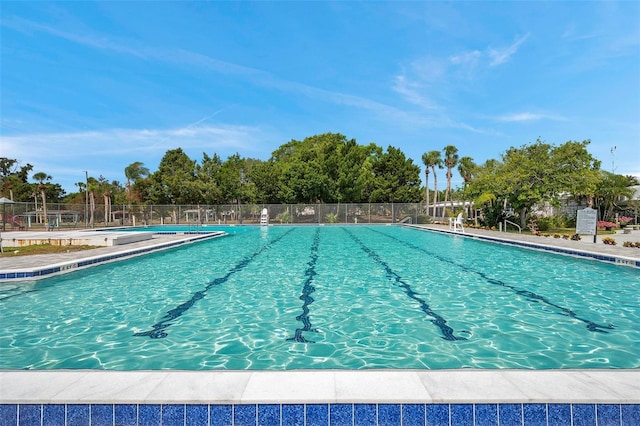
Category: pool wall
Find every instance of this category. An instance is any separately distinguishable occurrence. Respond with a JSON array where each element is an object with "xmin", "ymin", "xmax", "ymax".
[{"xmin": 2, "ymin": 402, "xmax": 639, "ymax": 425}]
